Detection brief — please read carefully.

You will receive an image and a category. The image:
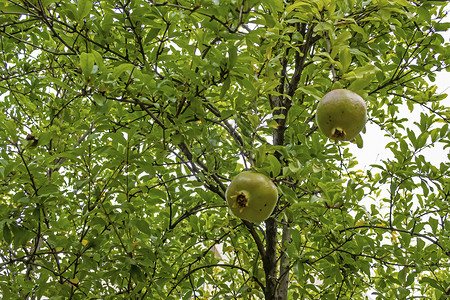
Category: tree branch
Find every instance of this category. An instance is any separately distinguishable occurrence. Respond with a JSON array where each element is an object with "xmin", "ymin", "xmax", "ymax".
[
  {"xmin": 341, "ymin": 225, "xmax": 450, "ymax": 258},
  {"xmin": 168, "ymin": 263, "xmax": 264, "ymax": 297},
  {"xmin": 243, "ymin": 221, "xmax": 266, "ymax": 258}
]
